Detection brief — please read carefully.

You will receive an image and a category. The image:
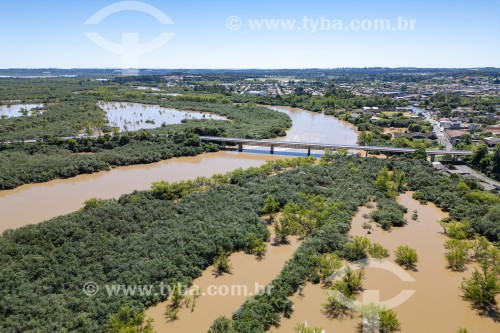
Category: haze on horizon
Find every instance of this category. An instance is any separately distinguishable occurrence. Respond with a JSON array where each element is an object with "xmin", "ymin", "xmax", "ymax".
[{"xmin": 0, "ymin": 0, "xmax": 499, "ymax": 69}]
